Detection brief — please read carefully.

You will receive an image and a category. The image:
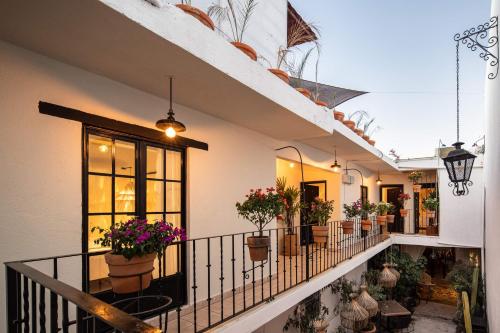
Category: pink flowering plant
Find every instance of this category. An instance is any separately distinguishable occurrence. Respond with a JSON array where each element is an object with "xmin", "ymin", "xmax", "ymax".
[
  {"xmin": 92, "ymin": 219, "xmax": 186, "ymax": 259},
  {"xmin": 398, "ymin": 193, "xmax": 411, "ymax": 207},
  {"xmin": 236, "ymin": 187, "xmax": 285, "ymax": 236},
  {"xmin": 343, "ymin": 199, "xmax": 362, "ymax": 219}
]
